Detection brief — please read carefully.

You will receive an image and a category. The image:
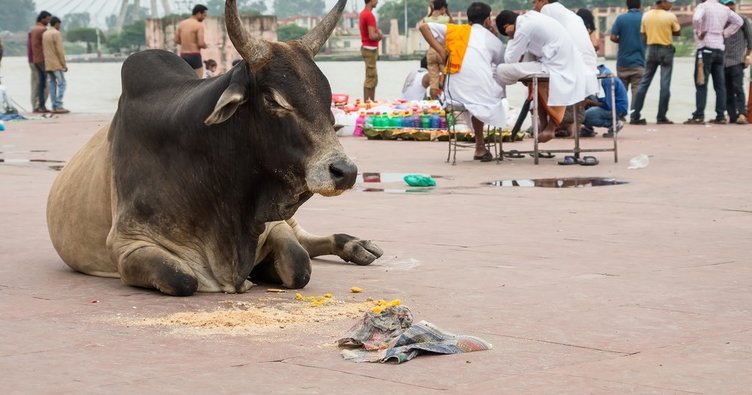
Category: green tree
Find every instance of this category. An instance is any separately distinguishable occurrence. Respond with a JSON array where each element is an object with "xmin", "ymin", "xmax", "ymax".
[
  {"xmin": 273, "ymin": 0, "xmax": 325, "ymax": 19},
  {"xmin": 0, "ymin": 0, "xmax": 36, "ymax": 32},
  {"xmin": 120, "ymin": 20, "xmax": 146, "ymax": 51},
  {"xmin": 66, "ymin": 27, "xmax": 102, "ymax": 53},
  {"xmin": 375, "ymin": 0, "xmax": 432, "ymax": 35},
  {"xmin": 106, "ymin": 20, "xmax": 145, "ymax": 54},
  {"xmin": 66, "ymin": 12, "xmax": 91, "ymax": 29},
  {"xmin": 277, "ymin": 24, "xmax": 309, "ymax": 41}
]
